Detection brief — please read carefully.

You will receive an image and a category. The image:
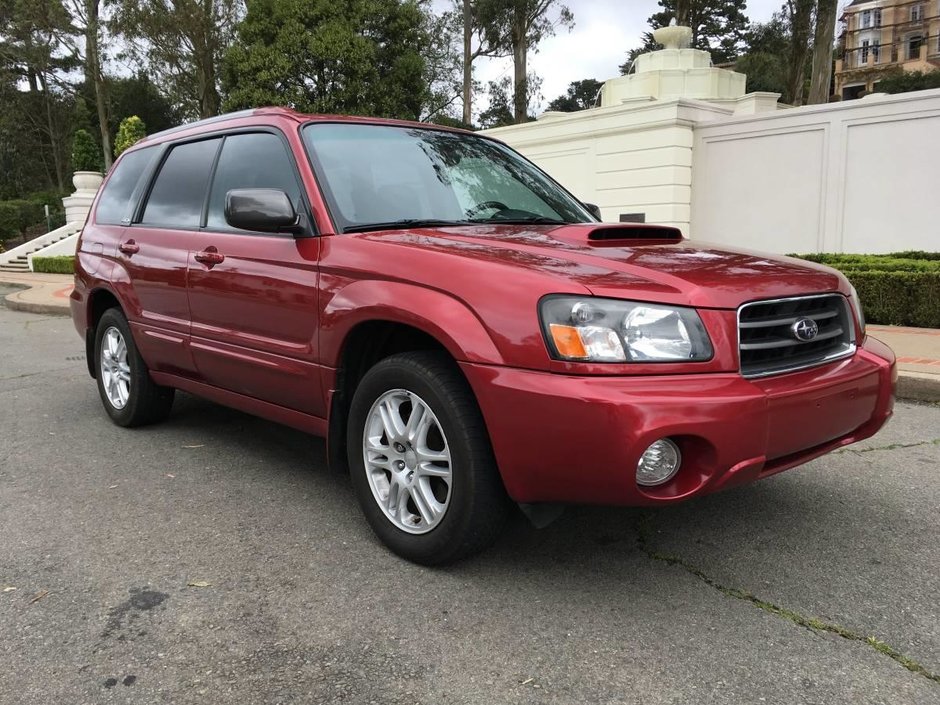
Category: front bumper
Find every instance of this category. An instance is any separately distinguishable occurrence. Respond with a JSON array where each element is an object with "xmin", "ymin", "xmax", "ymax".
[{"xmin": 461, "ymin": 336, "xmax": 896, "ymax": 506}]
